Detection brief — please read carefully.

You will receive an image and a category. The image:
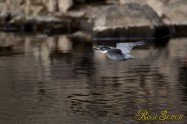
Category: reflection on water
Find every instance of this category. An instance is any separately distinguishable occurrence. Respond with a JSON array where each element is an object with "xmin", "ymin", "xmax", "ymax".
[{"xmin": 0, "ymin": 33, "xmax": 186, "ymax": 124}]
